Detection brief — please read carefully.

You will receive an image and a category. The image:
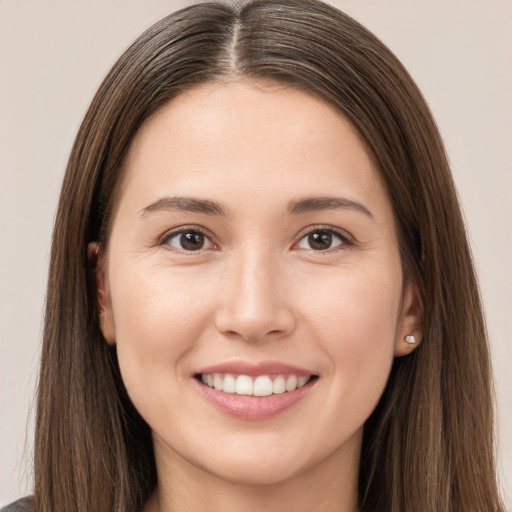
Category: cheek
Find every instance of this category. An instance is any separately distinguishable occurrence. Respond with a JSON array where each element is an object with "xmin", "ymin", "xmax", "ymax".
[
  {"xmin": 300, "ymin": 266, "xmax": 401, "ymax": 421},
  {"xmin": 301, "ymin": 263, "xmax": 402, "ymax": 344},
  {"xmin": 108, "ymin": 262, "xmax": 217, "ymax": 392}
]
